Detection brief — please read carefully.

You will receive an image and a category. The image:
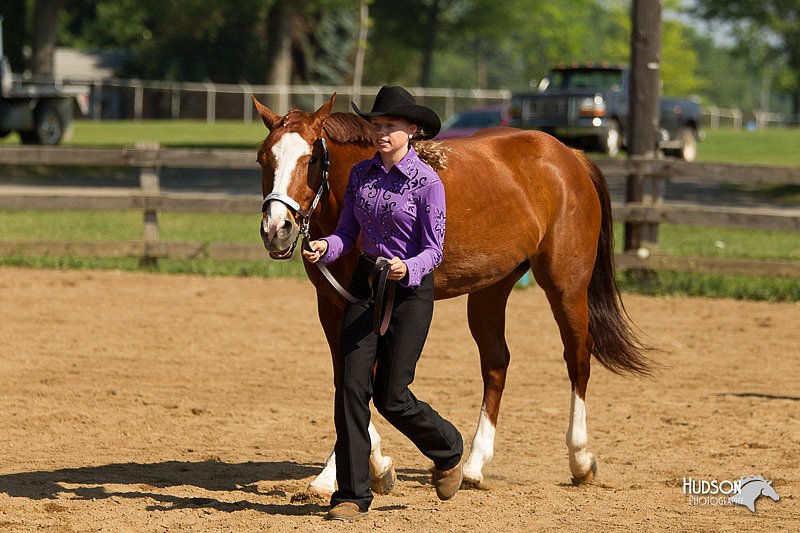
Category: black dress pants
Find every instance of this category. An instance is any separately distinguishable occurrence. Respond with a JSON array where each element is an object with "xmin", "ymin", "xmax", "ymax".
[{"xmin": 330, "ymin": 255, "xmax": 463, "ymax": 511}]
